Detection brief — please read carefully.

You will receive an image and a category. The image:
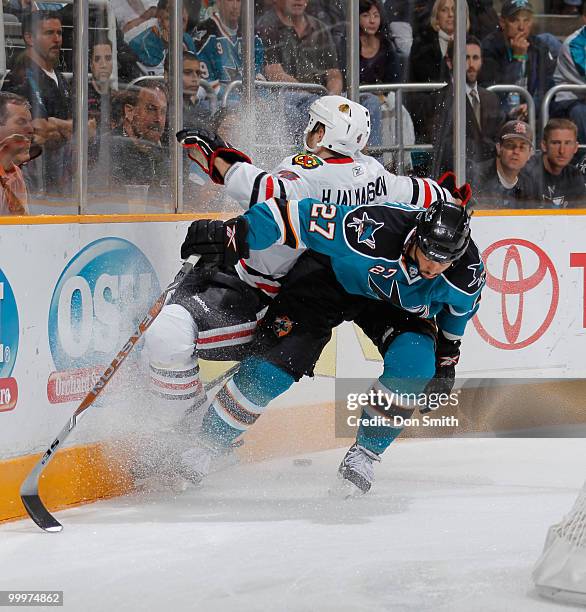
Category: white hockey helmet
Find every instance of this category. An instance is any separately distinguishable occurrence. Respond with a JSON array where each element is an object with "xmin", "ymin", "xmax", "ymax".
[{"xmin": 303, "ymin": 95, "xmax": 371, "ymax": 157}]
